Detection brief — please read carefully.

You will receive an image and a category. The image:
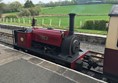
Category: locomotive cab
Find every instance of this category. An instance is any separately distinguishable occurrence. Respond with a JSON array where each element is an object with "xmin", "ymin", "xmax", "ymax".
[
  {"xmin": 13, "ymin": 13, "xmax": 89, "ymax": 69},
  {"xmin": 103, "ymin": 5, "xmax": 118, "ymax": 82}
]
